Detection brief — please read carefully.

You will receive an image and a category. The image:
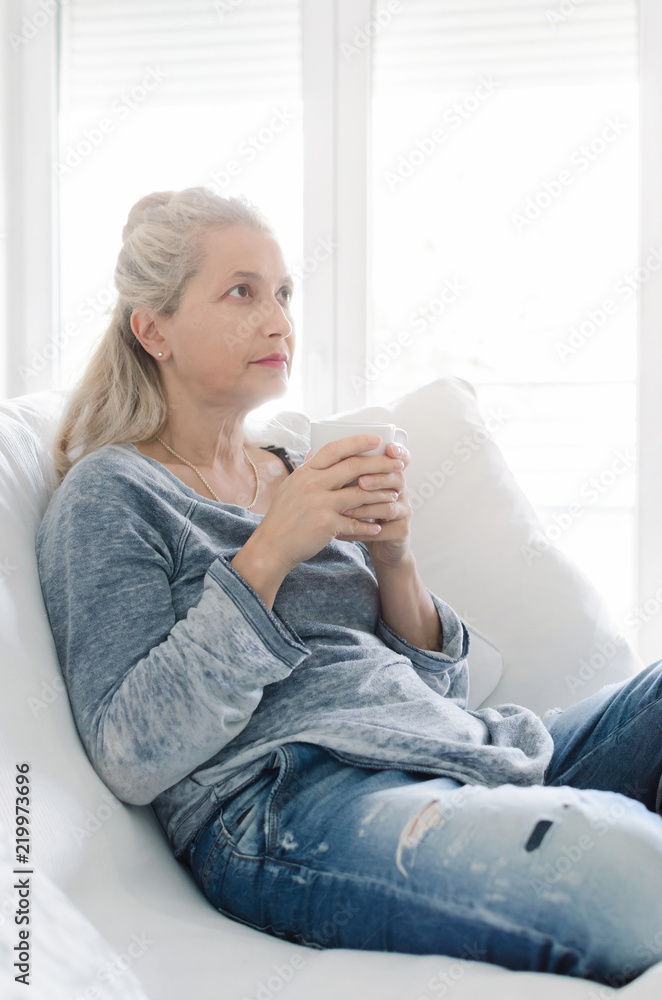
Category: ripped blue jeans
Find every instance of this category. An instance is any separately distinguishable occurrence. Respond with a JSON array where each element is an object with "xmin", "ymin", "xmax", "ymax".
[{"xmin": 183, "ymin": 661, "xmax": 662, "ymax": 985}]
